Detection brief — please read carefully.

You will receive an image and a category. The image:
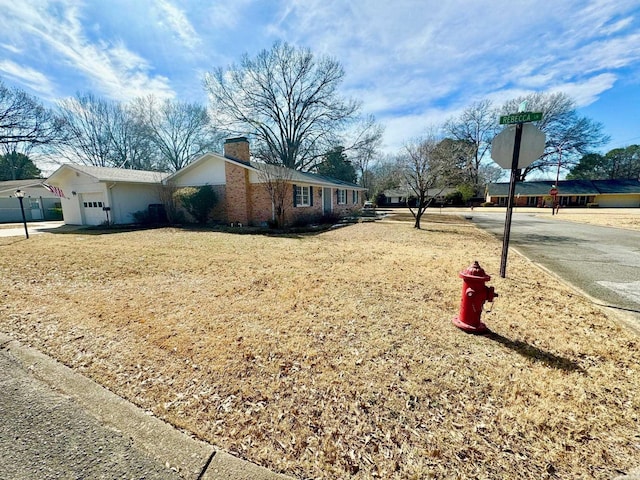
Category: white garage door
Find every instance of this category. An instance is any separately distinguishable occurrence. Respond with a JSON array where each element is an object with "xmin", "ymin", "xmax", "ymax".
[{"xmin": 81, "ymin": 193, "xmax": 106, "ymax": 225}]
